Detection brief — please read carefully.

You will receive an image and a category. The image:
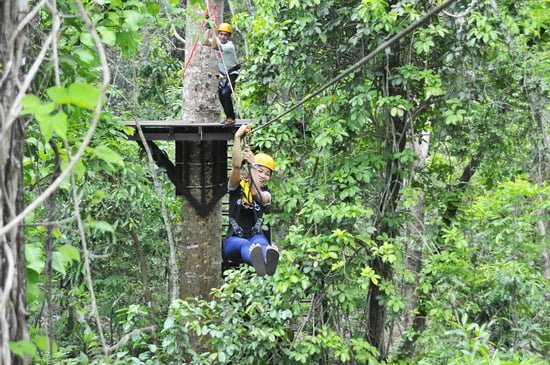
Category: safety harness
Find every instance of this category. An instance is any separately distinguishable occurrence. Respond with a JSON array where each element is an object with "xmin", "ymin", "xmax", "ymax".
[
  {"xmin": 222, "ymin": 178, "xmax": 266, "ymax": 272},
  {"xmin": 226, "ymin": 179, "xmax": 264, "ymax": 239}
]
